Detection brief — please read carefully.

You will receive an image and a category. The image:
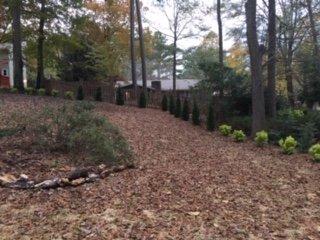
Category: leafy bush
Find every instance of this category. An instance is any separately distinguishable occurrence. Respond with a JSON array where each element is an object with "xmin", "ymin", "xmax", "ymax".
[
  {"xmin": 169, "ymin": 95, "xmax": 175, "ymax": 115},
  {"xmin": 116, "ymin": 88, "xmax": 124, "ymax": 105},
  {"xmin": 206, "ymin": 103, "xmax": 215, "ymax": 131},
  {"xmin": 0, "ymin": 128, "xmax": 21, "ymax": 138},
  {"xmin": 255, "ymin": 130, "xmax": 269, "ymax": 147},
  {"xmin": 174, "ymin": 96, "xmax": 181, "ymax": 118},
  {"xmin": 192, "ymin": 100, "xmax": 200, "ymax": 125},
  {"xmin": 51, "ymin": 89, "xmax": 59, "ymax": 97},
  {"xmin": 10, "ymin": 102, "xmax": 132, "ymax": 166},
  {"xmin": 38, "ymin": 88, "xmax": 46, "ymax": 96},
  {"xmin": 232, "ymin": 130, "xmax": 246, "ymax": 142},
  {"xmin": 25, "ymin": 87, "xmax": 35, "ymax": 95},
  {"xmin": 219, "ymin": 124, "xmax": 232, "ymax": 136},
  {"xmin": 64, "ymin": 91, "xmax": 74, "ymax": 100},
  {"xmin": 138, "ymin": 91, "xmax": 147, "ymax": 108},
  {"xmin": 268, "ymin": 109, "xmax": 320, "ymax": 150},
  {"xmin": 279, "ymin": 136, "xmax": 297, "ymax": 155},
  {"xmin": 77, "ymin": 85, "xmax": 84, "ymax": 100},
  {"xmin": 161, "ymin": 94, "xmax": 168, "ymax": 111},
  {"xmin": 229, "ymin": 116, "xmax": 251, "ymax": 135},
  {"xmin": 298, "ymin": 123, "xmax": 315, "ymax": 152},
  {"xmin": 181, "ymin": 99, "xmax": 189, "ymax": 121},
  {"xmin": 10, "ymin": 88, "xmax": 18, "ymax": 94},
  {"xmin": 309, "ymin": 144, "xmax": 320, "ymax": 162},
  {"xmin": 95, "ymin": 87, "xmax": 102, "ymax": 101}
]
